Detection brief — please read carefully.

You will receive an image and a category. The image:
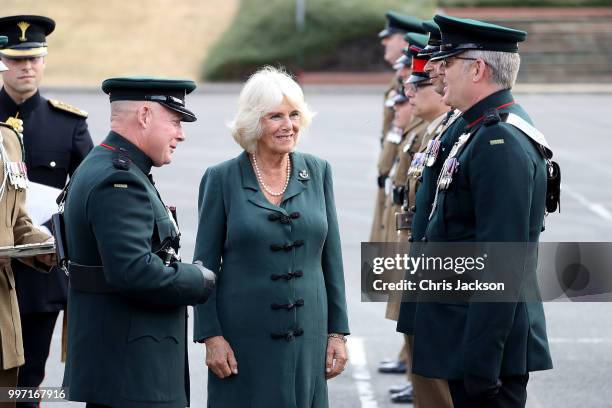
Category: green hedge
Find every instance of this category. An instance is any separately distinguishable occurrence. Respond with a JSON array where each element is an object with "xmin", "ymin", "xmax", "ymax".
[
  {"xmin": 202, "ymin": 0, "xmax": 434, "ymax": 80},
  {"xmin": 439, "ymin": 0, "xmax": 610, "ymax": 6}
]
